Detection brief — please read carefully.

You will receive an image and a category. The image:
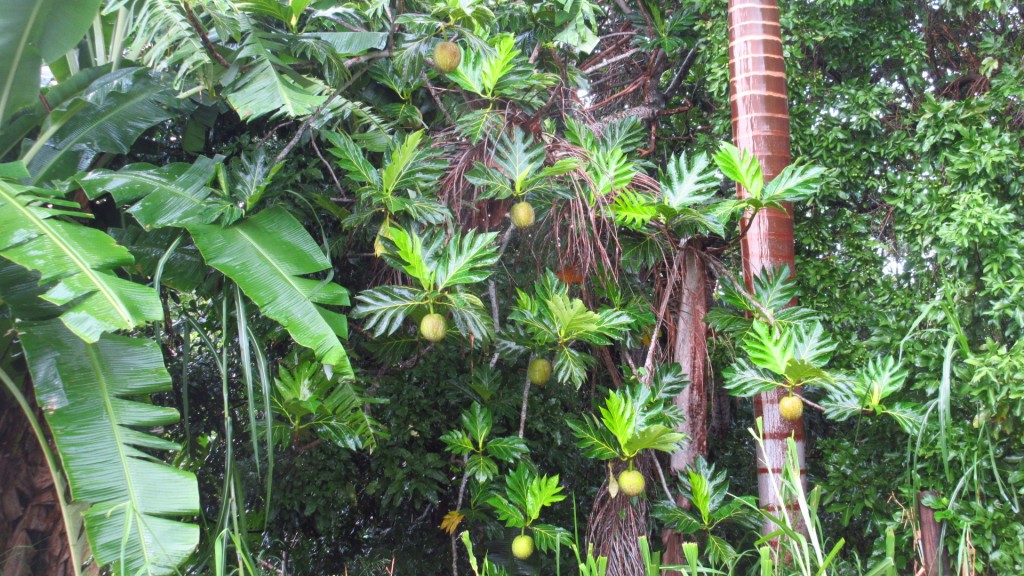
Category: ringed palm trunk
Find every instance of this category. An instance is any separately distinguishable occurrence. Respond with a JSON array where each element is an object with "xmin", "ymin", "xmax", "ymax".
[{"xmin": 727, "ymin": 0, "xmax": 806, "ymax": 533}]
